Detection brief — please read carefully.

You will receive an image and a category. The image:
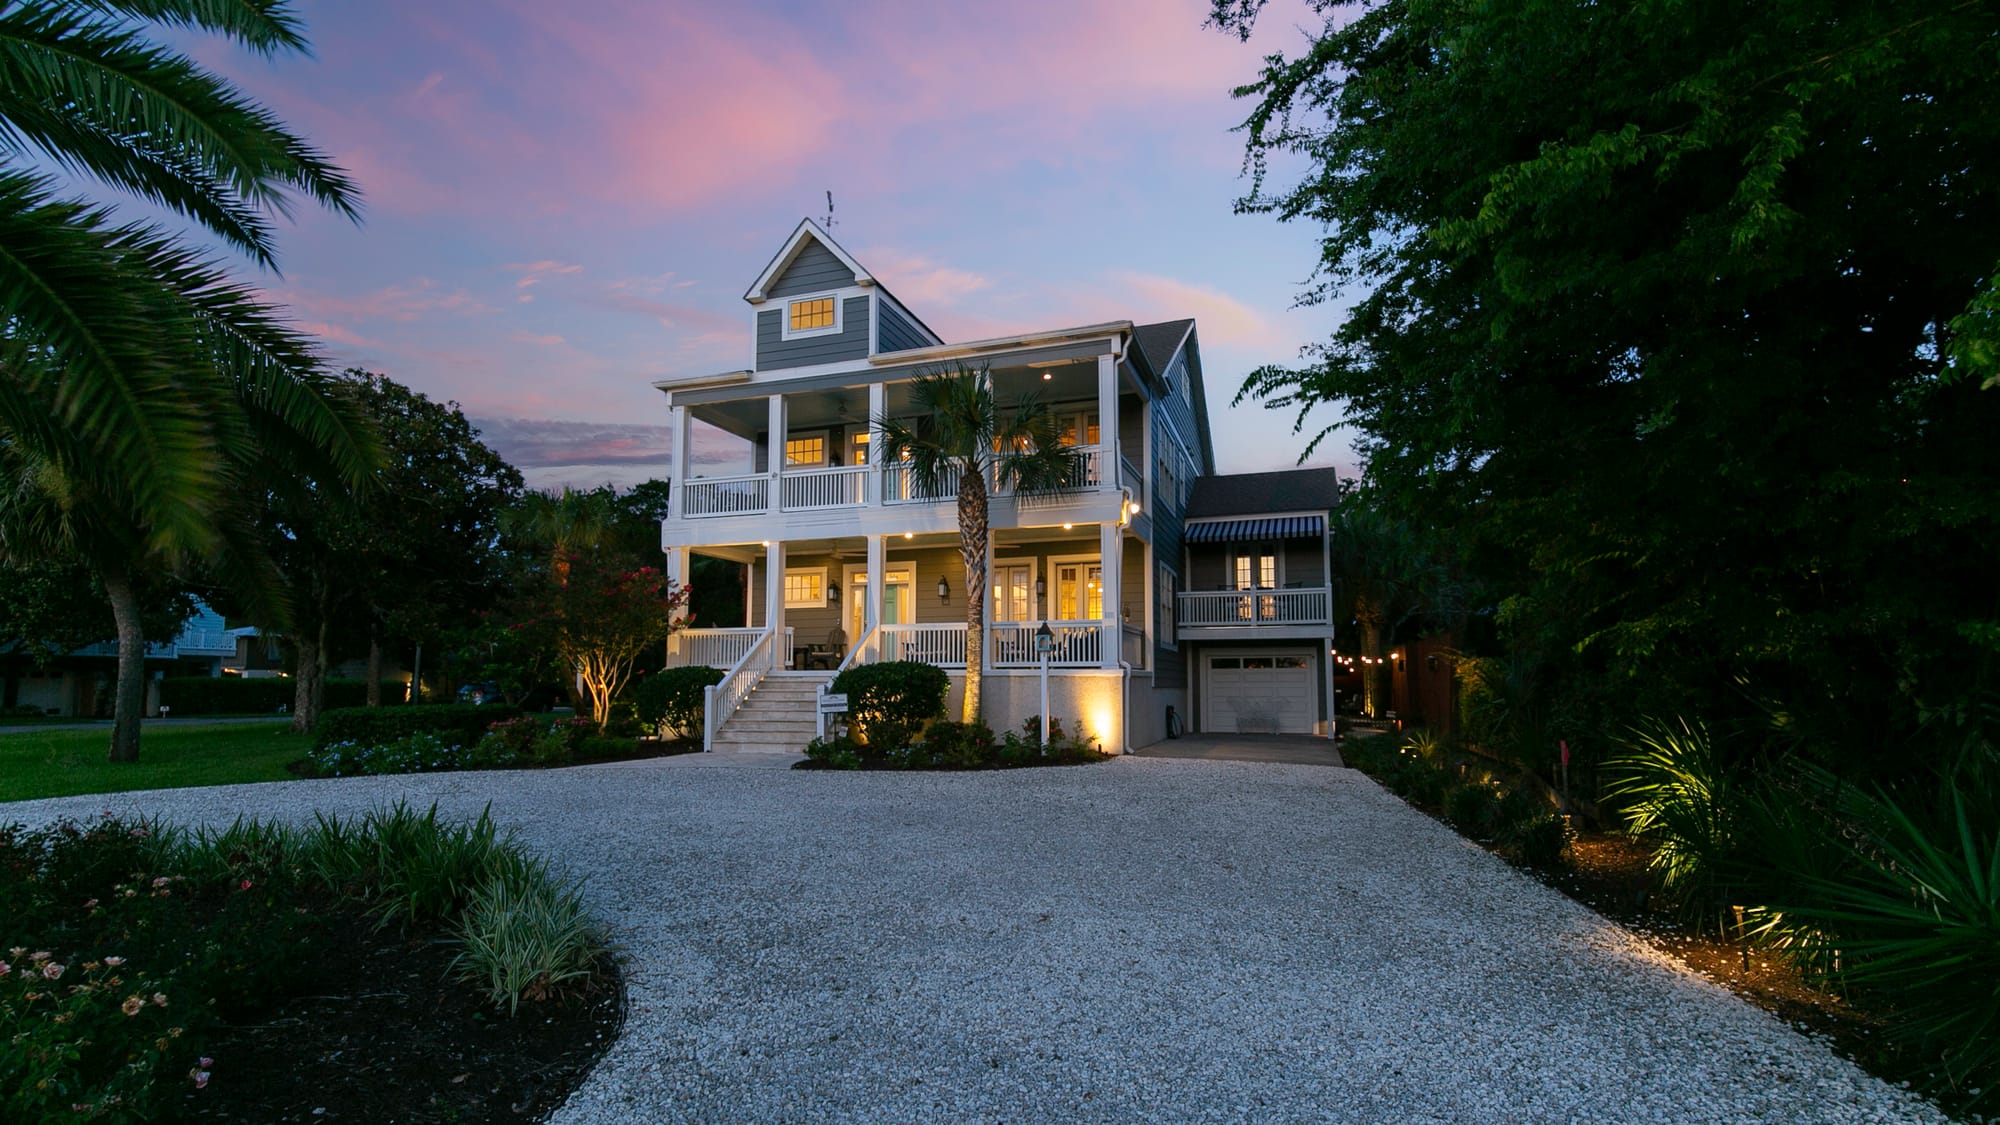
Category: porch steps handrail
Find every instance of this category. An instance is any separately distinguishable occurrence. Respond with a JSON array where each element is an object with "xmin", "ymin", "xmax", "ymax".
[{"xmin": 703, "ymin": 627, "xmax": 780, "ymax": 751}]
